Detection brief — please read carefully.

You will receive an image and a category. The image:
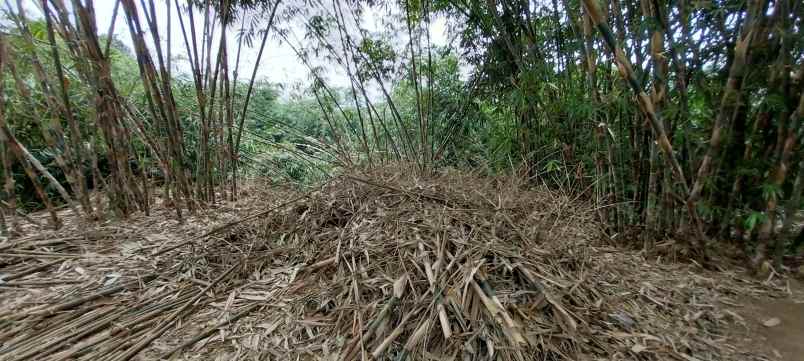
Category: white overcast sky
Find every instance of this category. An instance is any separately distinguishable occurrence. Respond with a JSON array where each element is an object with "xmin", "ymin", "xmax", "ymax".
[{"xmin": 12, "ymin": 0, "xmax": 452, "ymax": 96}]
